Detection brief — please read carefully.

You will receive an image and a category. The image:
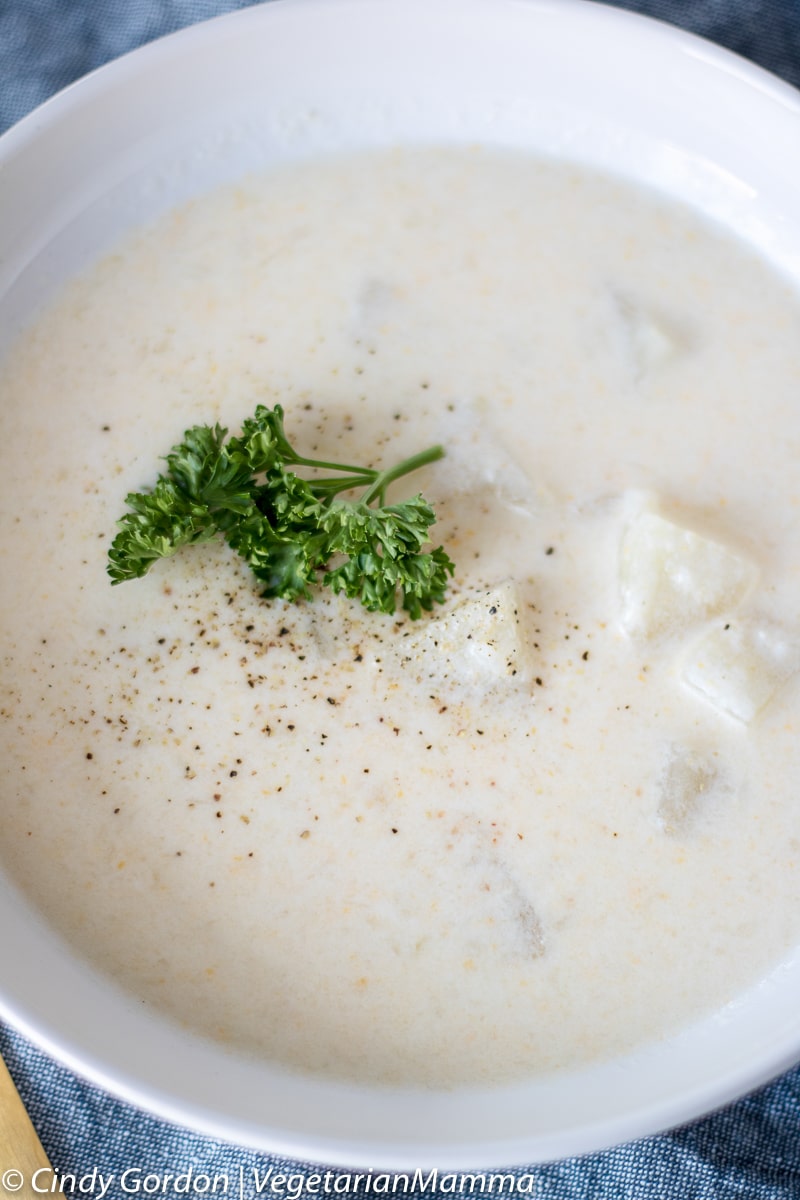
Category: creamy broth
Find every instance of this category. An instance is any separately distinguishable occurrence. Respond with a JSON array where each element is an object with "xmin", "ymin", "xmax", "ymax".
[{"xmin": 2, "ymin": 148, "xmax": 800, "ymax": 1086}]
